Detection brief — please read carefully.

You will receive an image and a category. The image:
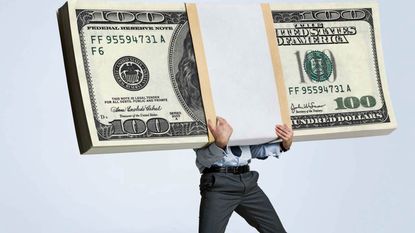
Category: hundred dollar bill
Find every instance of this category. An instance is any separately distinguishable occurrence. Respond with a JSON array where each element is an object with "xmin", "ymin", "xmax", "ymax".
[
  {"xmin": 58, "ymin": 1, "xmax": 214, "ymax": 154},
  {"xmin": 262, "ymin": 3, "xmax": 397, "ymax": 140}
]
